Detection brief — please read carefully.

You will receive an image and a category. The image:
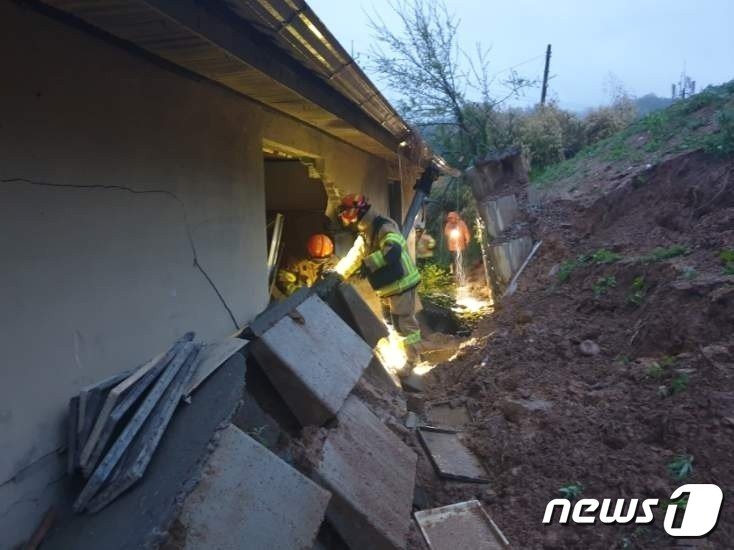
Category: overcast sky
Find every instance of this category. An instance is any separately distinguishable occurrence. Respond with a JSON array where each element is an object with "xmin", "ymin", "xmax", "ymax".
[{"xmin": 308, "ymin": 0, "xmax": 734, "ymax": 112}]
